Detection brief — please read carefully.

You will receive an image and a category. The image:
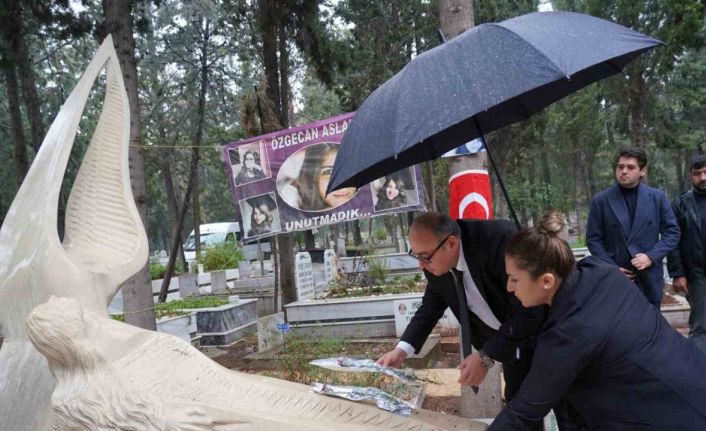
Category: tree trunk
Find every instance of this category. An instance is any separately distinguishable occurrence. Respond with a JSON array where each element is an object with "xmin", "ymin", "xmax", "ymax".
[
  {"xmin": 18, "ymin": 36, "xmax": 45, "ymax": 152},
  {"xmin": 256, "ymin": 0, "xmax": 297, "ymax": 309},
  {"xmin": 4, "ymin": 65, "xmax": 29, "ymax": 189},
  {"xmin": 159, "ymin": 146, "xmax": 200, "ymax": 302},
  {"xmin": 161, "ymin": 154, "xmax": 187, "ymax": 271},
  {"xmin": 423, "ymin": 161, "xmax": 437, "ymax": 212},
  {"xmin": 271, "ymin": 237, "xmax": 279, "ymax": 311},
  {"xmin": 304, "ymin": 230, "xmax": 315, "ymax": 249},
  {"xmin": 439, "ymin": 0, "xmax": 474, "ymax": 39},
  {"xmin": 278, "ymin": 24, "xmax": 289, "ymax": 128},
  {"xmin": 191, "ymin": 19, "xmax": 211, "ymax": 265},
  {"xmin": 368, "ymin": 217, "xmax": 374, "ymax": 244},
  {"xmin": 258, "ymin": 0, "xmax": 280, "ymax": 116},
  {"xmin": 352, "ymin": 220, "xmax": 363, "ymax": 246},
  {"xmin": 104, "ymin": 0, "xmax": 156, "ymax": 330},
  {"xmin": 278, "ymin": 233, "xmax": 296, "ymax": 304},
  {"xmin": 440, "ymin": 1, "xmax": 488, "ymax": 219}
]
